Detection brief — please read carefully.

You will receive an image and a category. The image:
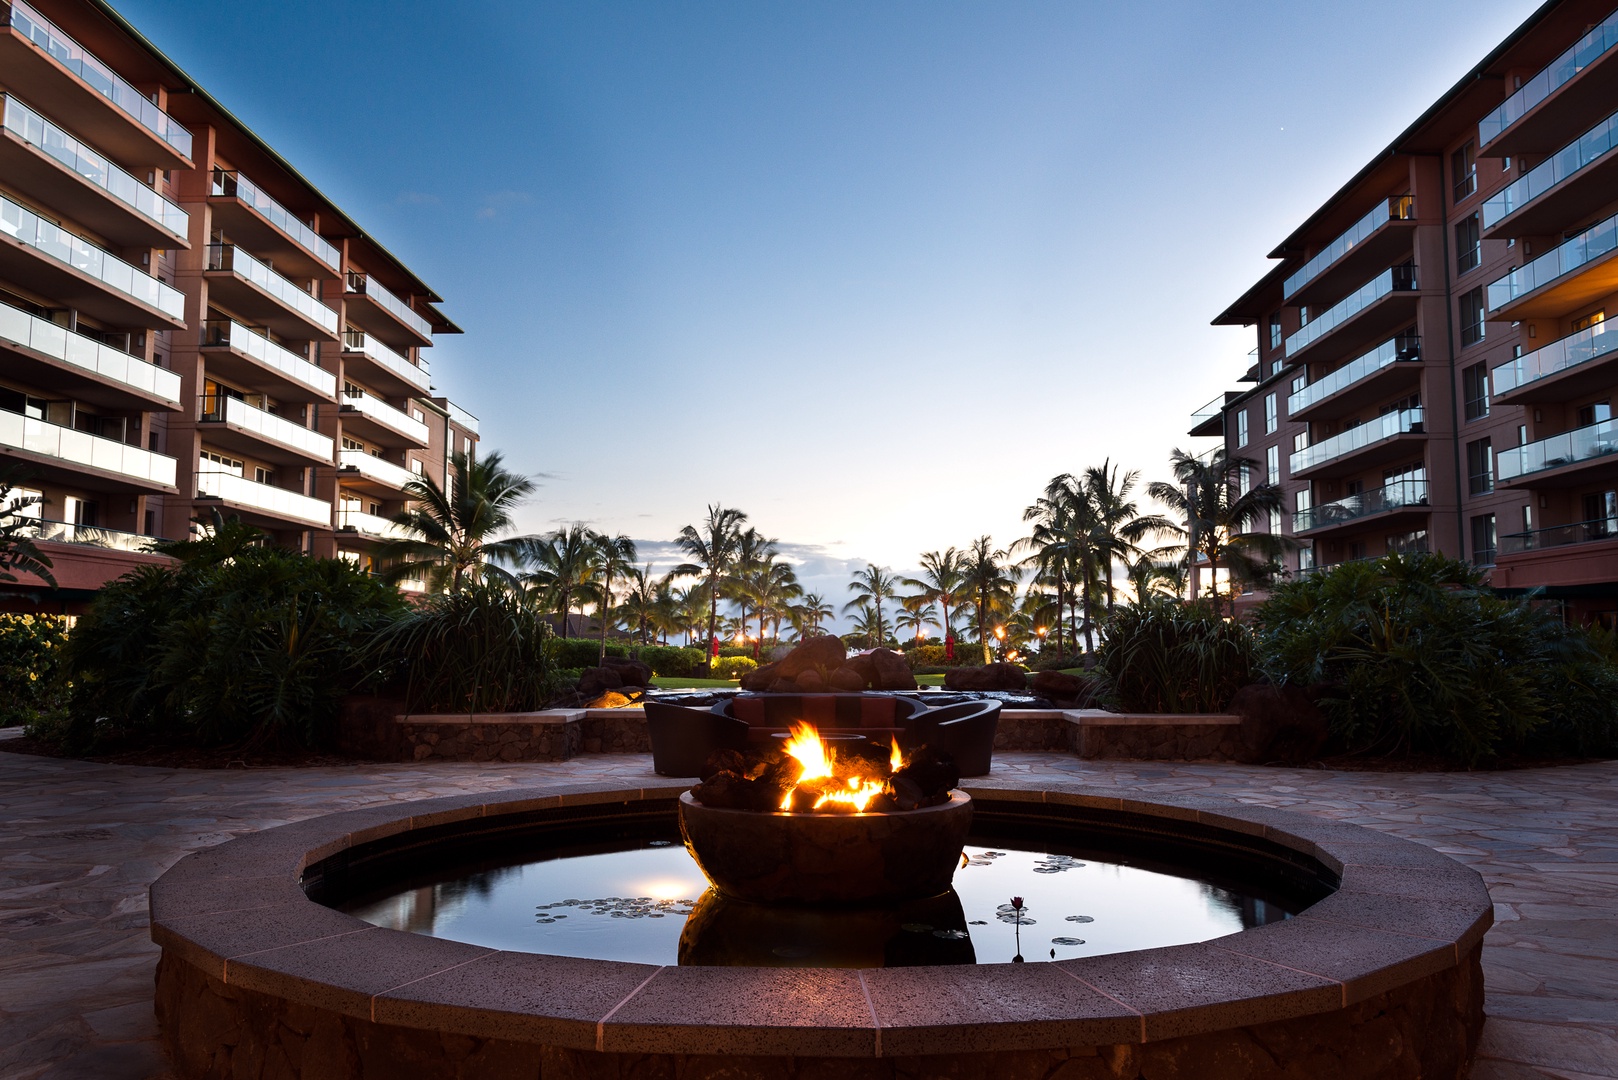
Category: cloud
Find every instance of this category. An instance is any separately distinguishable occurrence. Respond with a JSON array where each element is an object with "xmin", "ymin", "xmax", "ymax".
[{"xmin": 476, "ymin": 190, "xmax": 533, "ymax": 220}]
